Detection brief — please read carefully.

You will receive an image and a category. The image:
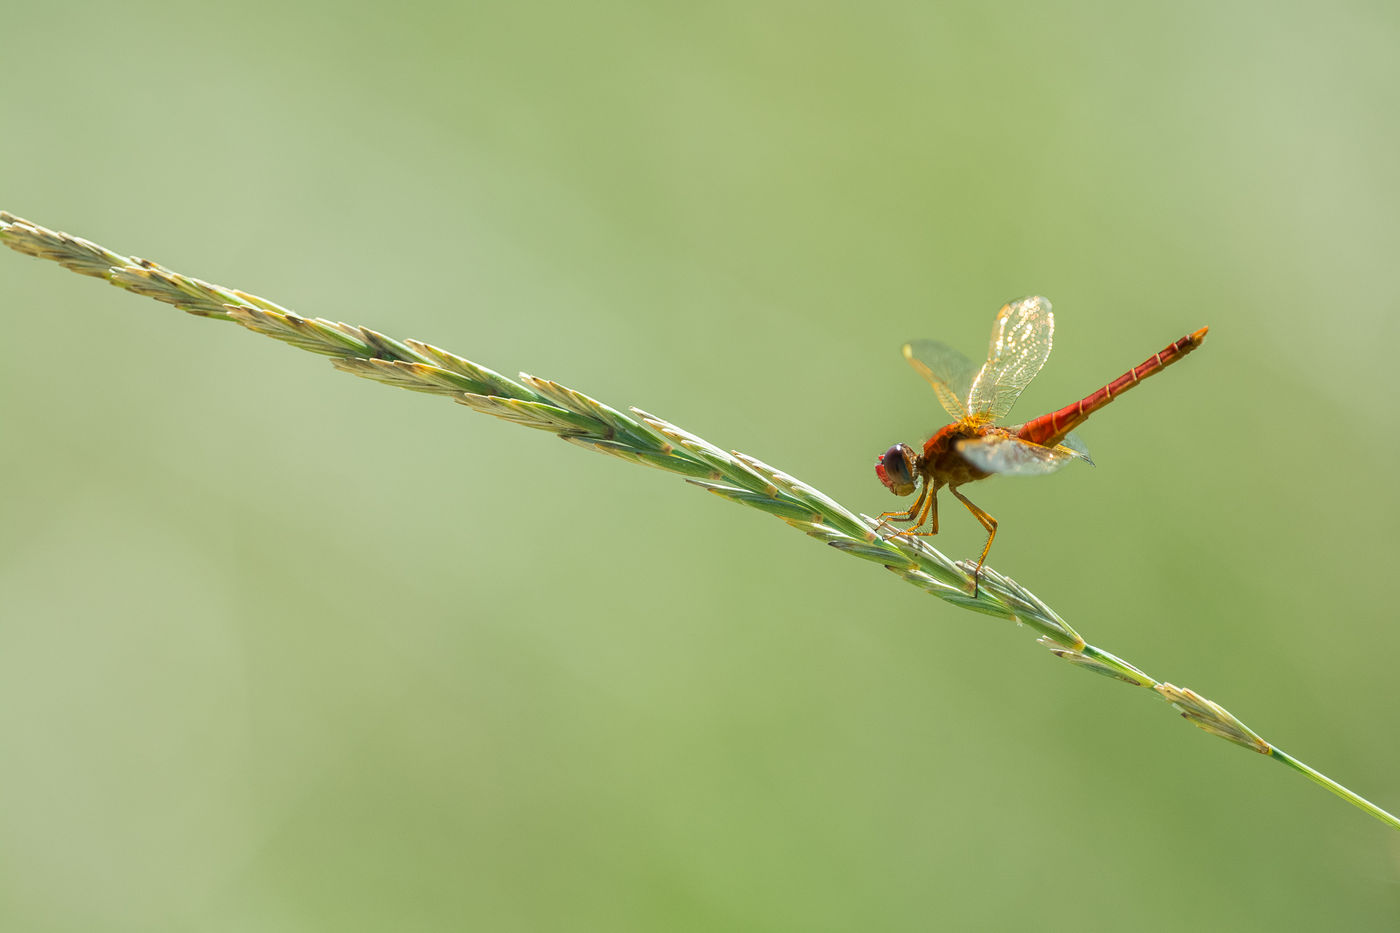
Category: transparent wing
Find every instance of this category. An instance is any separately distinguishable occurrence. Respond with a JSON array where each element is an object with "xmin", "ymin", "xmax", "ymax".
[
  {"xmin": 1056, "ymin": 430, "xmax": 1094, "ymax": 466},
  {"xmin": 1002, "ymin": 425, "xmax": 1093, "ymax": 464},
  {"xmin": 966, "ymin": 296, "xmax": 1054, "ymax": 422},
  {"xmin": 902, "ymin": 339, "xmax": 978, "ymax": 421},
  {"xmin": 955, "ymin": 433, "xmax": 1080, "ymax": 477}
]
